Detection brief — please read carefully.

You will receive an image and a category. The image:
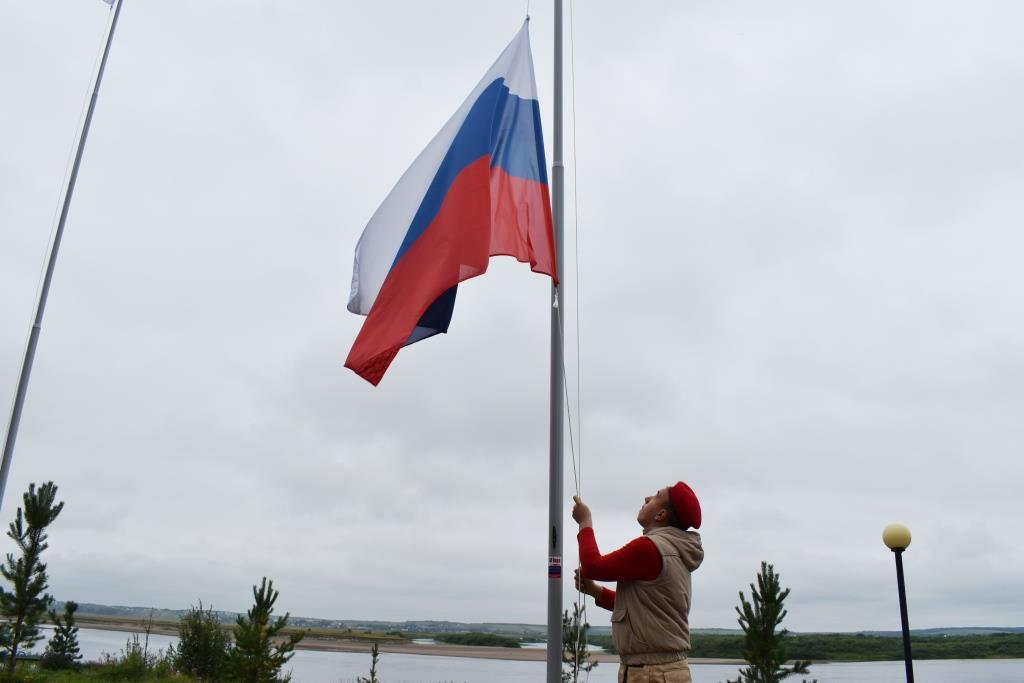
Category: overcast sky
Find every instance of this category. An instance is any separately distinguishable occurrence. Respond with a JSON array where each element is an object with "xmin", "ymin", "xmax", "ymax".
[{"xmin": 2, "ymin": 1, "xmax": 1023, "ymax": 633}]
